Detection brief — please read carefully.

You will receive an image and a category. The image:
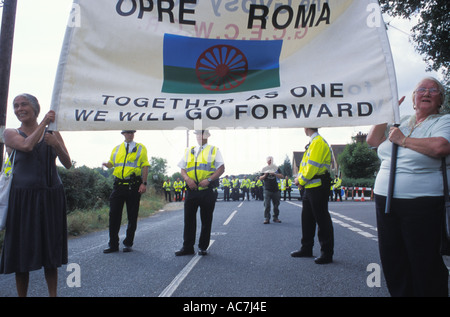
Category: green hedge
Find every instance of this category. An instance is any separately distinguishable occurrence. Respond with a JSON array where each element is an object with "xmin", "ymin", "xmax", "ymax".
[
  {"xmin": 58, "ymin": 166, "xmax": 113, "ymax": 213},
  {"xmin": 341, "ymin": 177, "xmax": 375, "ymax": 188}
]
